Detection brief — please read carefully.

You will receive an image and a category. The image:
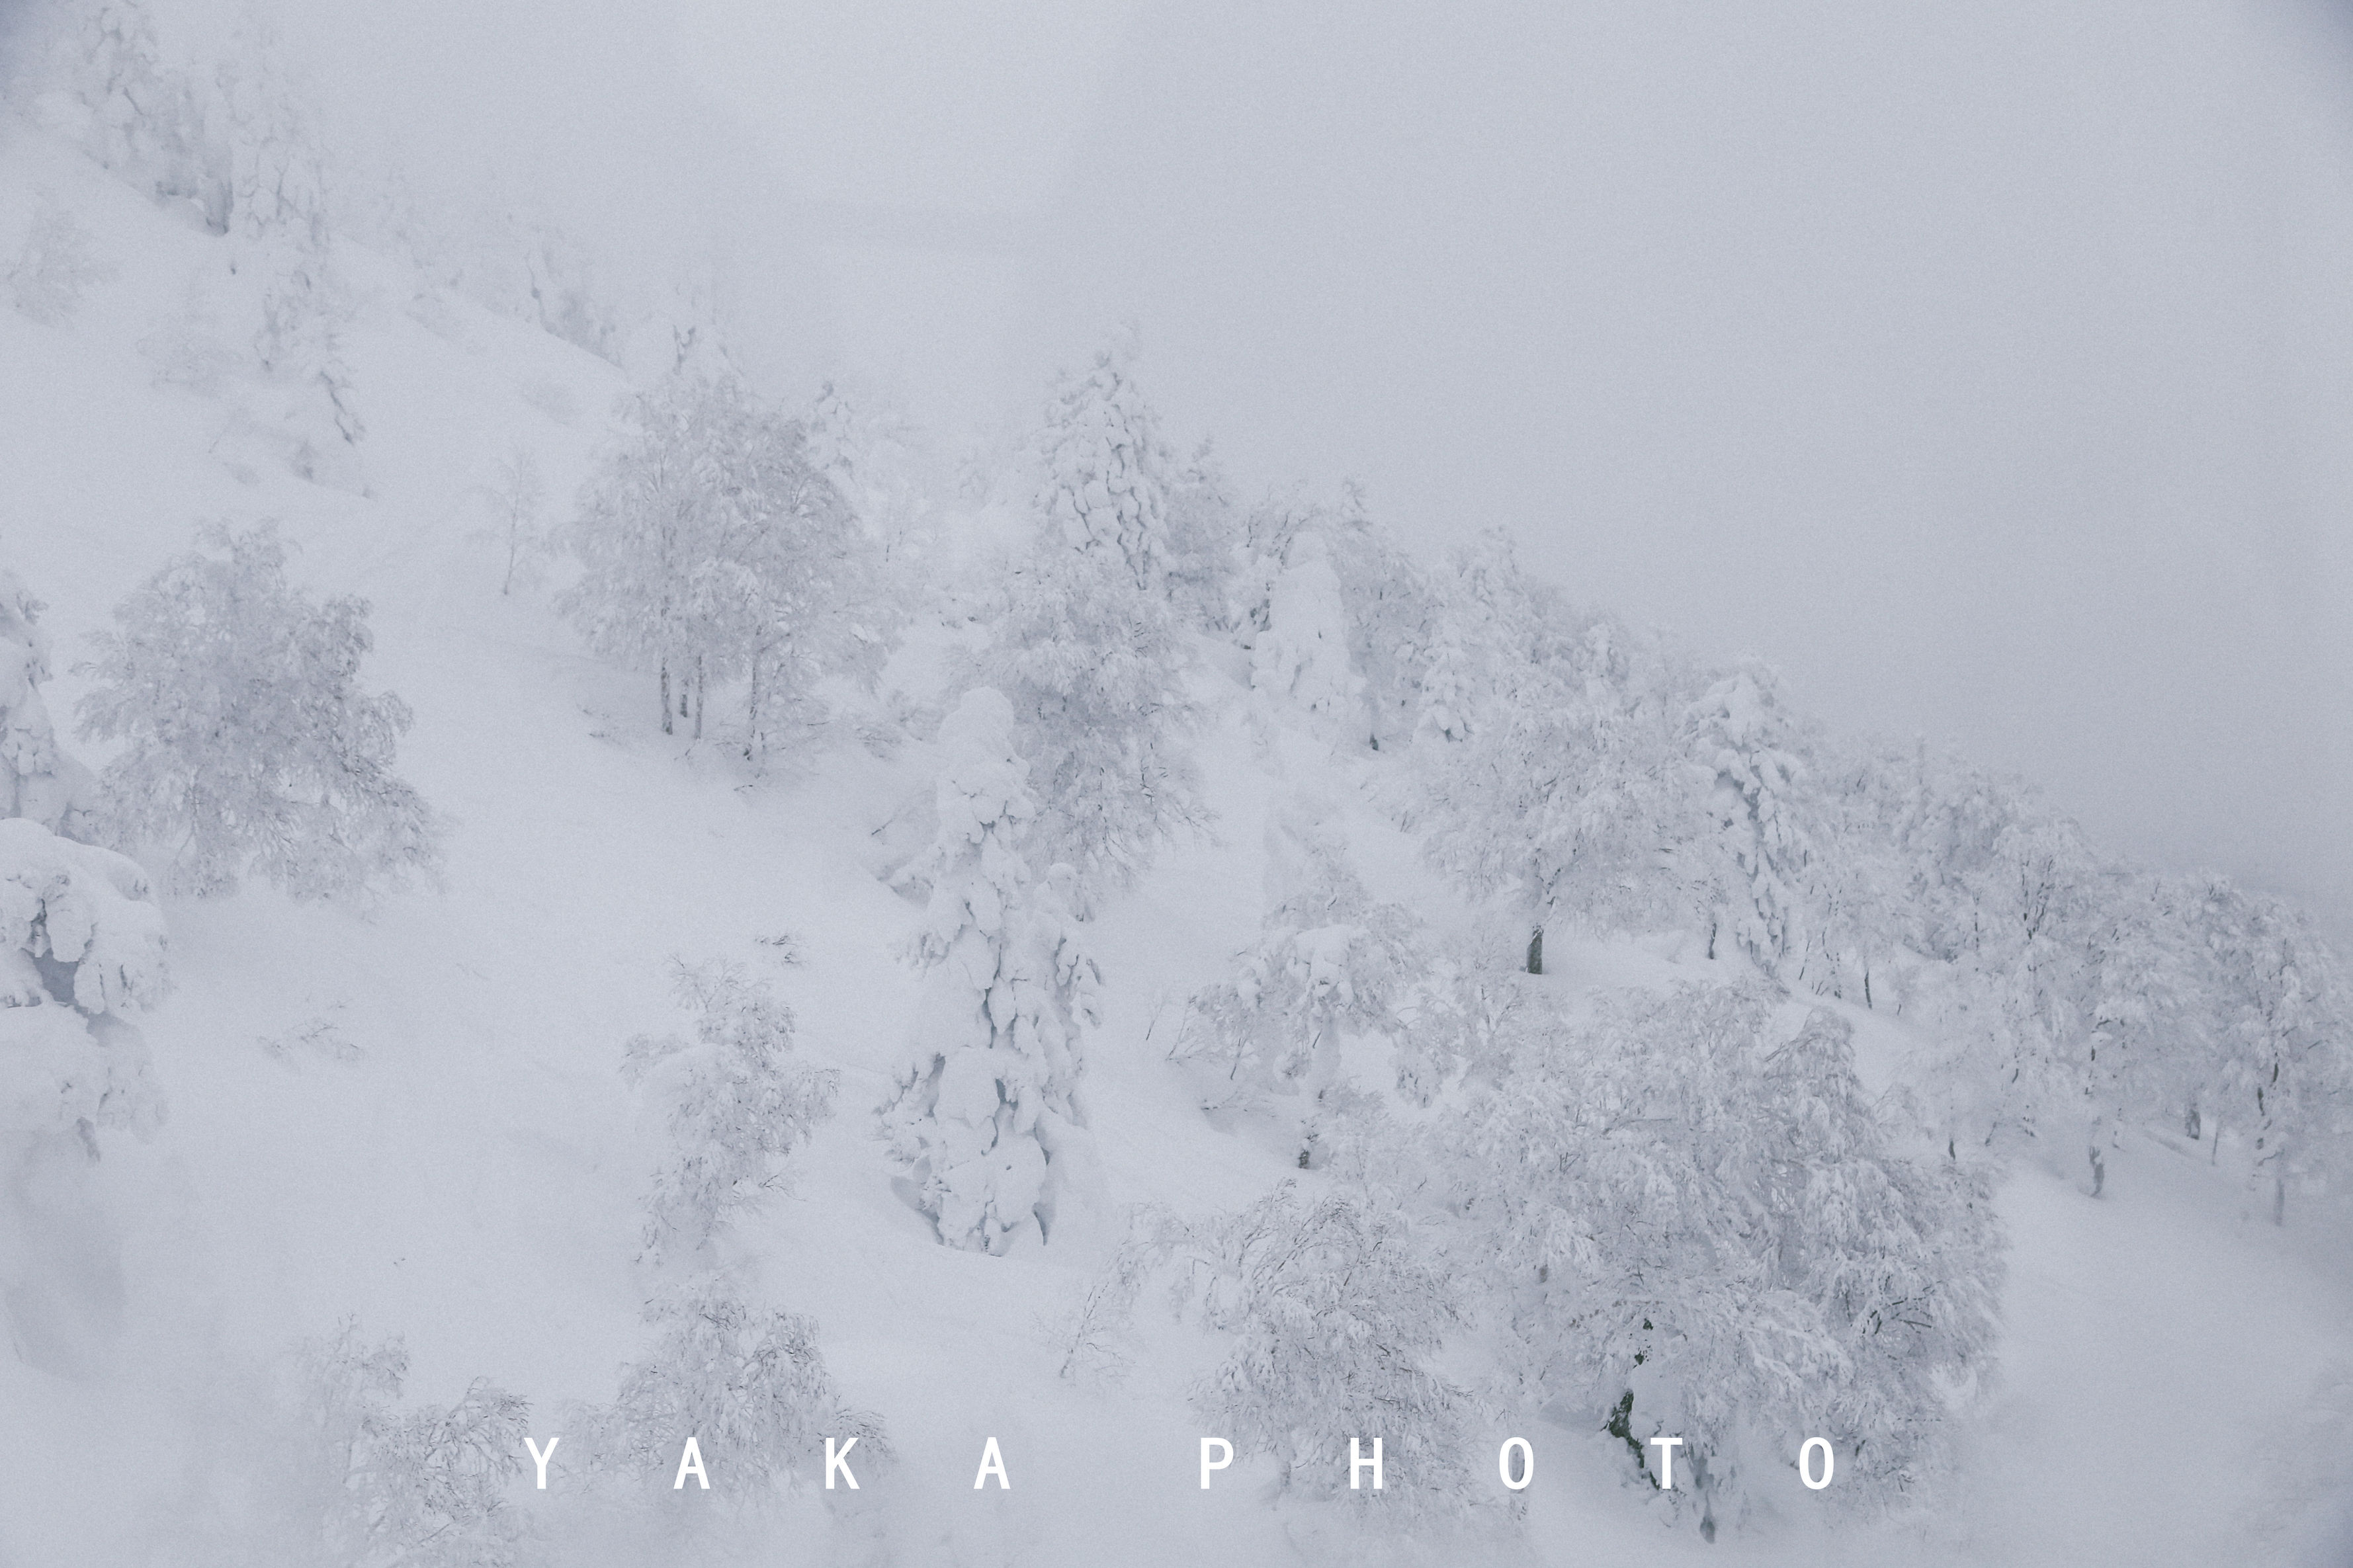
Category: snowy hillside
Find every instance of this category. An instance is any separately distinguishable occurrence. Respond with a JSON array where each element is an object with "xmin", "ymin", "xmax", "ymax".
[{"xmin": 3, "ymin": 28, "xmax": 2353, "ymax": 1568}]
